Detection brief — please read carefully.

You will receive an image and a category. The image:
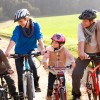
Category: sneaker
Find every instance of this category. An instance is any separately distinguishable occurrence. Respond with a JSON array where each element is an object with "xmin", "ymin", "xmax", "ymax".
[
  {"xmin": 46, "ymin": 96, "xmax": 52, "ymax": 100},
  {"xmin": 73, "ymin": 96, "xmax": 81, "ymax": 100},
  {"xmin": 35, "ymin": 87, "xmax": 41, "ymax": 92}
]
